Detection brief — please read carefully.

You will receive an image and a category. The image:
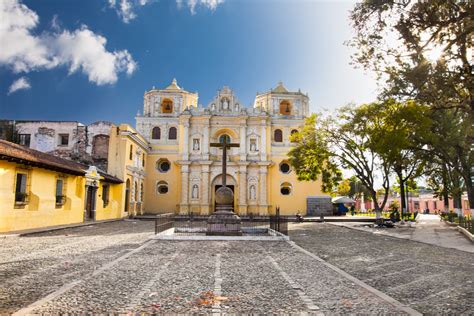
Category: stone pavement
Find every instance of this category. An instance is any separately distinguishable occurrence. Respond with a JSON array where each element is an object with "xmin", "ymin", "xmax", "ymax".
[
  {"xmin": 1, "ymin": 220, "xmax": 417, "ymax": 314},
  {"xmin": 289, "ymin": 222, "xmax": 474, "ymax": 315},
  {"xmin": 329, "ymin": 214, "xmax": 474, "ymax": 253}
]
